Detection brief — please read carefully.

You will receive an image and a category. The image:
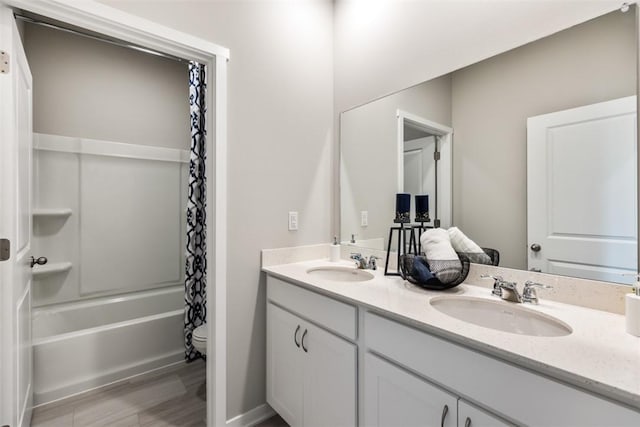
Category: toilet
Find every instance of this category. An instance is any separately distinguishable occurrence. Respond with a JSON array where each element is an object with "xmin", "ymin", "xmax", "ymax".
[{"xmin": 192, "ymin": 324, "xmax": 207, "ymax": 355}]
